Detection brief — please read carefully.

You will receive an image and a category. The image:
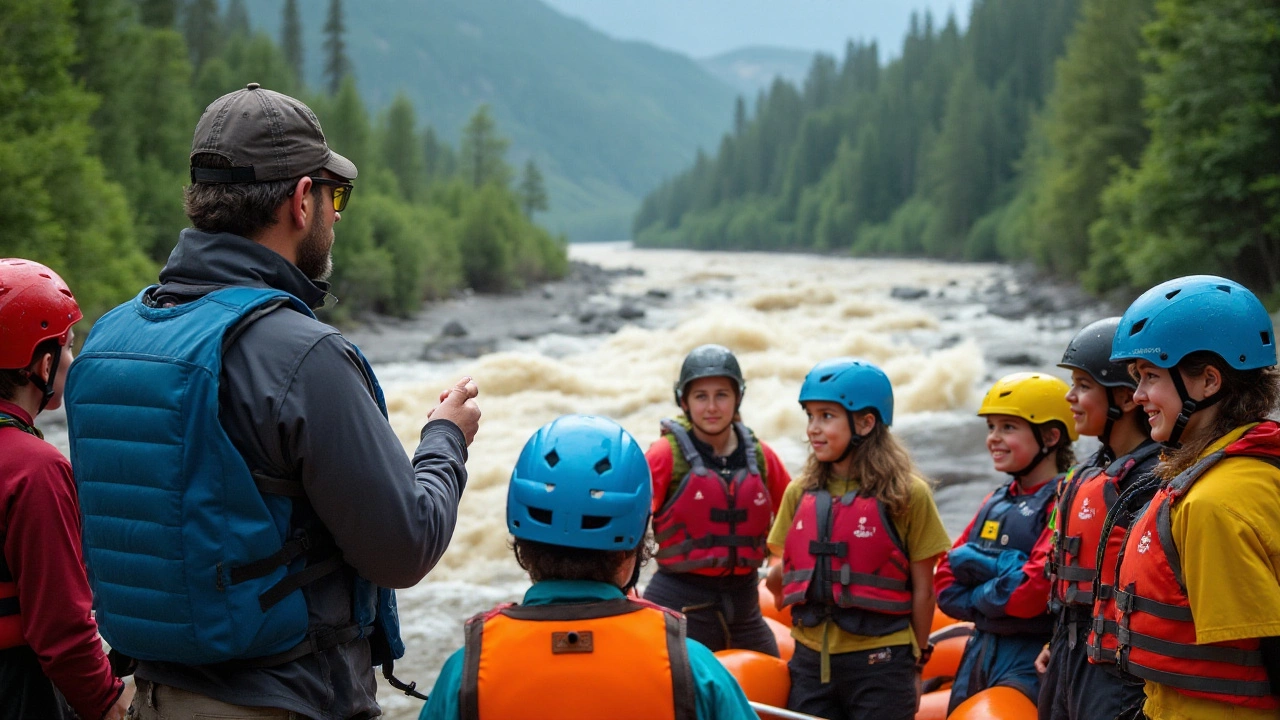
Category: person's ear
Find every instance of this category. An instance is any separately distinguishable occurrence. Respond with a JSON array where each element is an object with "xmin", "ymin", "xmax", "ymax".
[
  {"xmin": 853, "ymin": 412, "xmax": 877, "ymax": 437},
  {"xmin": 289, "ymin": 176, "xmax": 314, "ymax": 230}
]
